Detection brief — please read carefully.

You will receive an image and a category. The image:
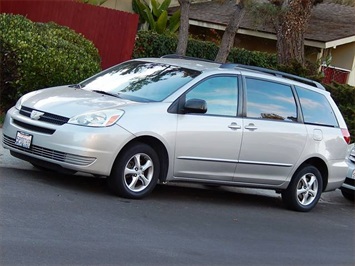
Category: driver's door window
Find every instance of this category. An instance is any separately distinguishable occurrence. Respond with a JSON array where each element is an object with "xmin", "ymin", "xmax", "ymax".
[{"xmin": 185, "ymin": 76, "xmax": 239, "ymax": 116}]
